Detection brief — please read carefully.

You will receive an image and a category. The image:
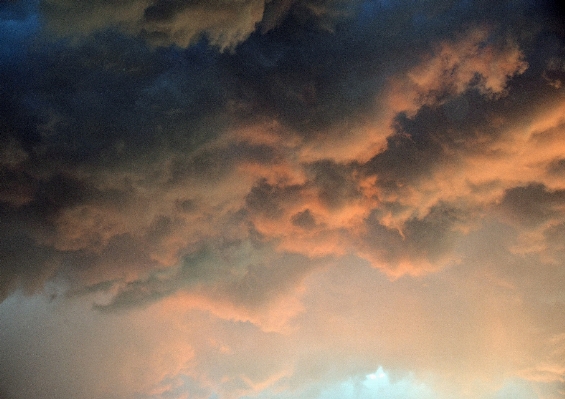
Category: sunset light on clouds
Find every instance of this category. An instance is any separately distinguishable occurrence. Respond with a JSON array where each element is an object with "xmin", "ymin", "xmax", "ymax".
[{"xmin": 1, "ymin": 1, "xmax": 565, "ymax": 398}]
